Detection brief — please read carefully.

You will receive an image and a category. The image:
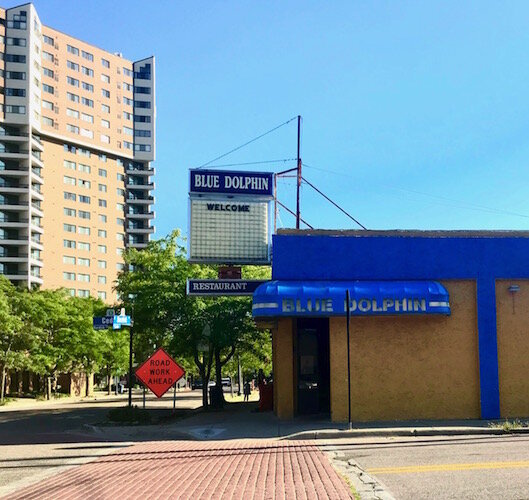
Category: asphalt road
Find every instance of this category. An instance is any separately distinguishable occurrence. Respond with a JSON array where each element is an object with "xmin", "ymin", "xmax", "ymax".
[
  {"xmin": 0, "ymin": 390, "xmax": 203, "ymax": 497},
  {"xmin": 326, "ymin": 434, "xmax": 529, "ymax": 499}
]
